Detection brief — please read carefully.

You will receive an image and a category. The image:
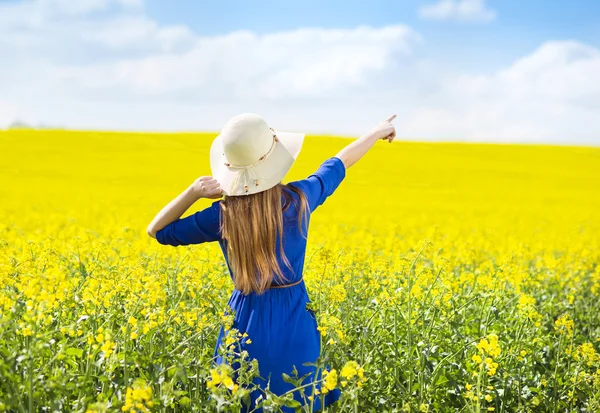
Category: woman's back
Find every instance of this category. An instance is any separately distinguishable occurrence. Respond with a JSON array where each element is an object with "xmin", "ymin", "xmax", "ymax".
[
  {"xmin": 155, "ymin": 156, "xmax": 346, "ymax": 289},
  {"xmin": 154, "ymin": 157, "xmax": 346, "ymax": 412}
]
